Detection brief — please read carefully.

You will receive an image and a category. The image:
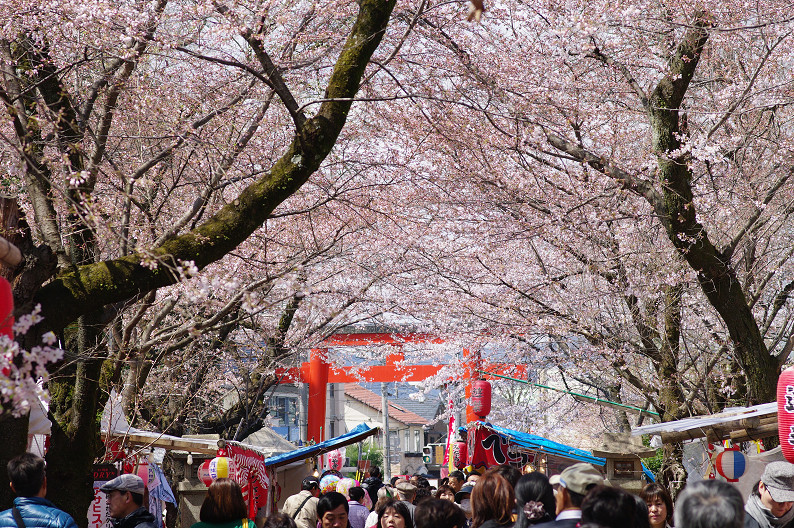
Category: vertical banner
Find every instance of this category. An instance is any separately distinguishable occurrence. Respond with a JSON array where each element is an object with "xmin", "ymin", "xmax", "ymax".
[
  {"xmin": 443, "ymin": 394, "xmax": 455, "ymax": 477},
  {"xmin": 227, "ymin": 443, "xmax": 270, "ymax": 517},
  {"xmin": 89, "ymin": 464, "xmax": 119, "ymax": 528}
]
